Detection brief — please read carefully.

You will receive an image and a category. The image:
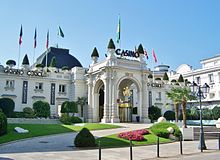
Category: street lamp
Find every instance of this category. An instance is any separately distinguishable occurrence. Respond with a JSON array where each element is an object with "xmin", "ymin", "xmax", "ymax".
[{"xmin": 189, "ymin": 82, "xmax": 210, "ymax": 152}]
